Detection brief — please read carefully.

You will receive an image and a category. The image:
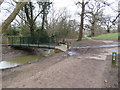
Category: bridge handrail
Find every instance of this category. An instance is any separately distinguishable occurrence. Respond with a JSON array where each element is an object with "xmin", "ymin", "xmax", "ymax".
[{"xmin": 8, "ymin": 36, "xmax": 57, "ymax": 48}]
